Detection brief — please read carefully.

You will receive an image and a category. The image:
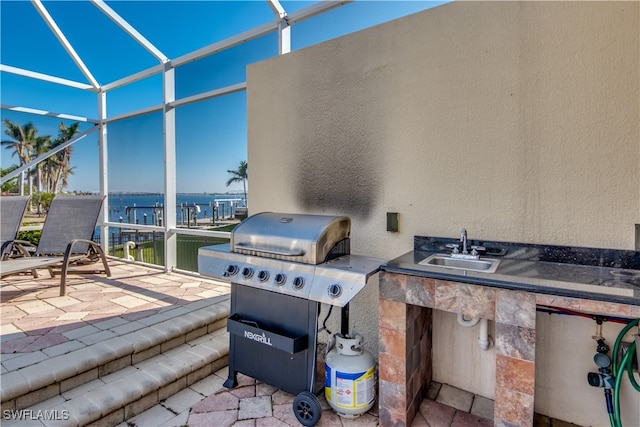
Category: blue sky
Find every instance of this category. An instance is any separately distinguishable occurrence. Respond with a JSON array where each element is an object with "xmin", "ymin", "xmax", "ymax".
[{"xmin": 1, "ymin": 0, "xmax": 448, "ymax": 194}]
